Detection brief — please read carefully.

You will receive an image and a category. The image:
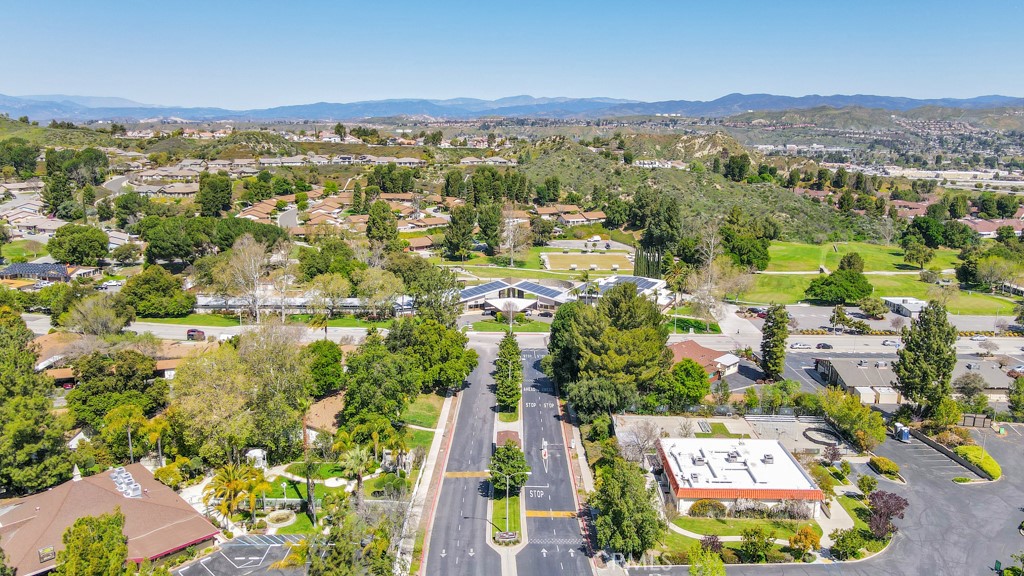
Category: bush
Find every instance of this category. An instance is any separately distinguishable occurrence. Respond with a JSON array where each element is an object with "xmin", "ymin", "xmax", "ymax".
[
  {"xmin": 869, "ymin": 456, "xmax": 900, "ymax": 477},
  {"xmin": 720, "ymin": 548, "xmax": 740, "ymax": 564},
  {"xmin": 933, "ymin": 430, "xmax": 972, "ymax": 448},
  {"xmin": 588, "ymin": 415, "xmax": 611, "ymax": 441},
  {"xmin": 953, "ymin": 445, "xmax": 1002, "ymax": 479},
  {"xmin": 689, "ymin": 499, "xmax": 727, "ymax": 518},
  {"xmin": 952, "ymin": 477, "xmax": 971, "ymax": 484}
]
